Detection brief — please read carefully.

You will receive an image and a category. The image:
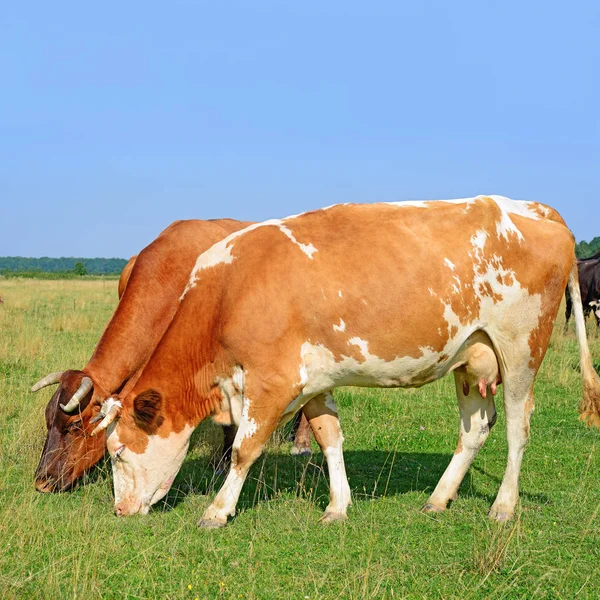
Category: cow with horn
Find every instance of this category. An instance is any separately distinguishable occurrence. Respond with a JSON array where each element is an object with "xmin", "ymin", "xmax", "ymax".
[{"xmin": 32, "ymin": 219, "xmax": 315, "ymax": 493}]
